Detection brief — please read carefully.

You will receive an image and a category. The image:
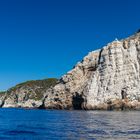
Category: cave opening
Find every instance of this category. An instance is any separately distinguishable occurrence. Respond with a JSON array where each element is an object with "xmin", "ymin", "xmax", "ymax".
[
  {"xmin": 72, "ymin": 93, "xmax": 84, "ymax": 110},
  {"xmin": 121, "ymin": 89, "xmax": 127, "ymax": 99}
]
